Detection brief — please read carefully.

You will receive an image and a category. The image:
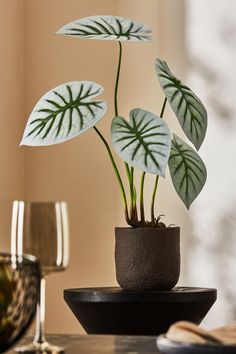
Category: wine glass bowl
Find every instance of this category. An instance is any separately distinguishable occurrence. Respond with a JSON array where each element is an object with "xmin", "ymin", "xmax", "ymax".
[
  {"xmin": 0, "ymin": 253, "xmax": 40, "ymax": 353},
  {"xmin": 11, "ymin": 201, "xmax": 69, "ymax": 275}
]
